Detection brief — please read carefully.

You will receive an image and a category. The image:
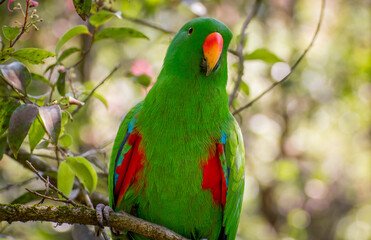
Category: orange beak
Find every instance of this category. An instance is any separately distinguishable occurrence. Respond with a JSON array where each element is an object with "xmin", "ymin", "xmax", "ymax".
[{"xmin": 203, "ymin": 32, "xmax": 223, "ymax": 76}]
